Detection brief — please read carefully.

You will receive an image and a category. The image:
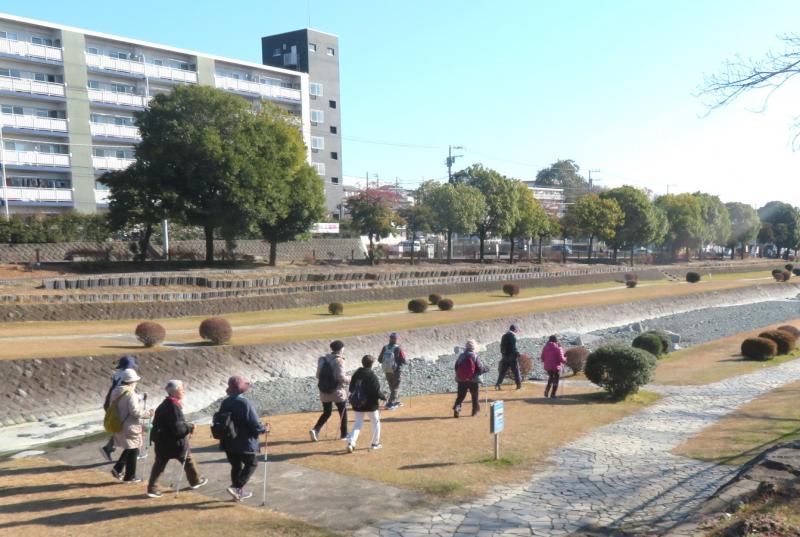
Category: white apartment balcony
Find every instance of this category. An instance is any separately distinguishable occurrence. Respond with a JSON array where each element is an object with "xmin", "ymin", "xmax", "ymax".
[
  {"xmin": 0, "ymin": 76, "xmax": 65, "ymax": 98},
  {"xmin": 95, "ymin": 189, "xmax": 110, "ymax": 204},
  {"xmin": 1, "ymin": 149, "xmax": 70, "ymax": 168},
  {"xmin": 85, "ymin": 53, "xmax": 198, "ymax": 83},
  {"xmin": 1, "ymin": 187, "xmax": 72, "ymax": 203},
  {"xmin": 214, "ymin": 76, "xmax": 302, "ymax": 102},
  {"xmin": 1, "ymin": 113, "xmax": 67, "ymax": 133},
  {"xmin": 92, "ymin": 155, "xmax": 135, "ymax": 170},
  {"xmin": 0, "ymin": 37, "xmax": 63, "ymax": 62},
  {"xmin": 145, "ymin": 64, "xmax": 197, "ymax": 83},
  {"xmin": 90, "ymin": 123, "xmax": 140, "ymax": 139},
  {"xmin": 87, "ymin": 88, "xmax": 147, "ymax": 108}
]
